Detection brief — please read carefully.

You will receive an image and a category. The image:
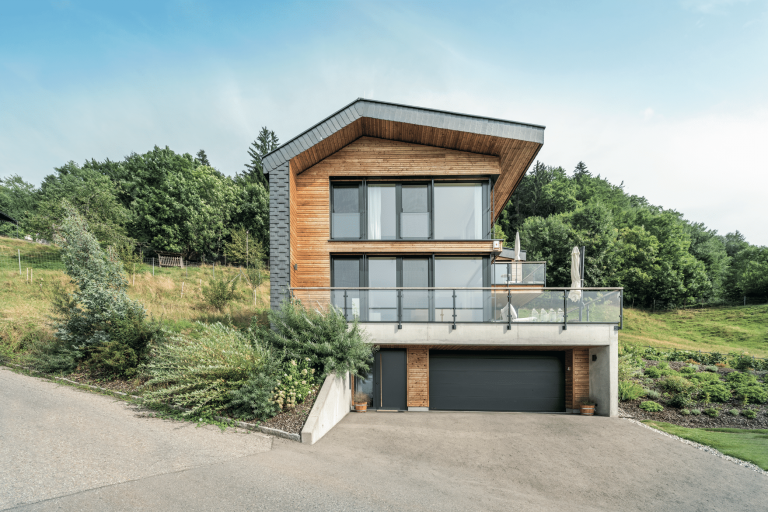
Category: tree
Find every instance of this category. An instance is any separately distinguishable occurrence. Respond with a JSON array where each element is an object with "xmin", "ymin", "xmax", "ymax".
[
  {"xmin": 243, "ymin": 127, "xmax": 279, "ymax": 188},
  {"xmin": 120, "ymin": 146, "xmax": 238, "ymax": 260},
  {"xmin": 195, "ymin": 149, "xmax": 211, "ymax": 167},
  {"xmin": 28, "ymin": 162, "xmax": 131, "ymax": 247},
  {"xmin": 0, "ymin": 174, "xmax": 37, "ymax": 237}
]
